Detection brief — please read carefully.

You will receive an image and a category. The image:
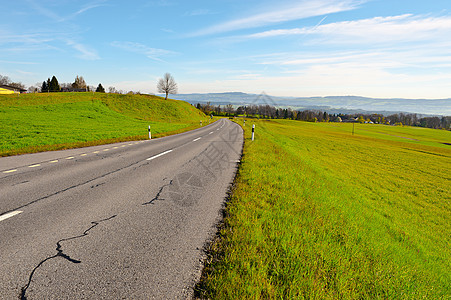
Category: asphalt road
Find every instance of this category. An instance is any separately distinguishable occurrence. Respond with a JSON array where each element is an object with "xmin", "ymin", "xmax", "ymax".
[{"xmin": 0, "ymin": 118, "xmax": 243, "ymax": 299}]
